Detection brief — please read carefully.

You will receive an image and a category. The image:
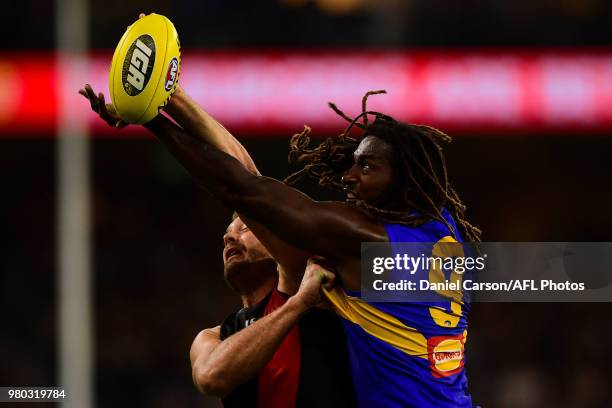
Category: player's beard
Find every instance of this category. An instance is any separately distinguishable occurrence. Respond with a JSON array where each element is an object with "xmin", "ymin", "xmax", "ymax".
[{"xmin": 224, "ymin": 257, "xmax": 278, "ymax": 294}]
